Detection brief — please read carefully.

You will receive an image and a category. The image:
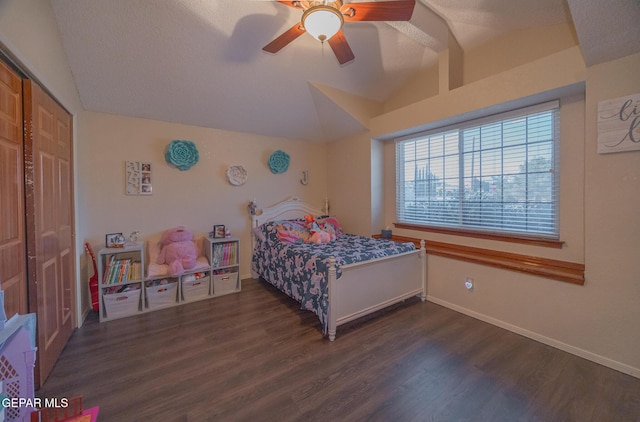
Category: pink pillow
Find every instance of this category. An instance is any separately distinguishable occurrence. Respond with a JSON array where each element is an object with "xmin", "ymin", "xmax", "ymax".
[
  {"xmin": 317, "ymin": 216, "xmax": 343, "ymax": 237},
  {"xmin": 276, "ymin": 220, "xmax": 310, "ymax": 243}
]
